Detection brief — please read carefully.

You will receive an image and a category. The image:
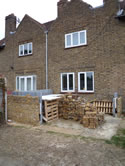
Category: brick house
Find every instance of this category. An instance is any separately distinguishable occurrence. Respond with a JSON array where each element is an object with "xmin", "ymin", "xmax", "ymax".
[{"xmin": 0, "ymin": 0, "xmax": 125, "ymax": 106}]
